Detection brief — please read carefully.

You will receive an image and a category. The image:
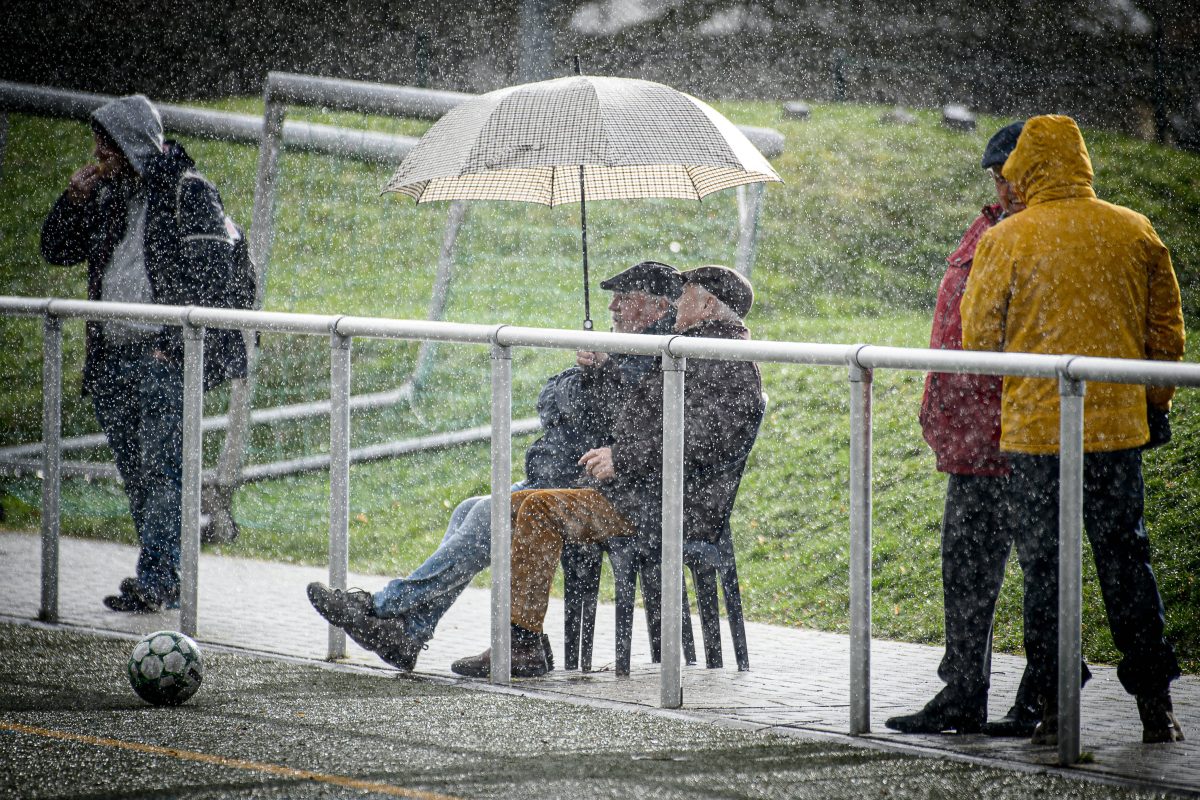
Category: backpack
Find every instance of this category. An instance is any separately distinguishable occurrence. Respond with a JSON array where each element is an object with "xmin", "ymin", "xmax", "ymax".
[{"xmin": 219, "ymin": 213, "xmax": 257, "ymax": 310}]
